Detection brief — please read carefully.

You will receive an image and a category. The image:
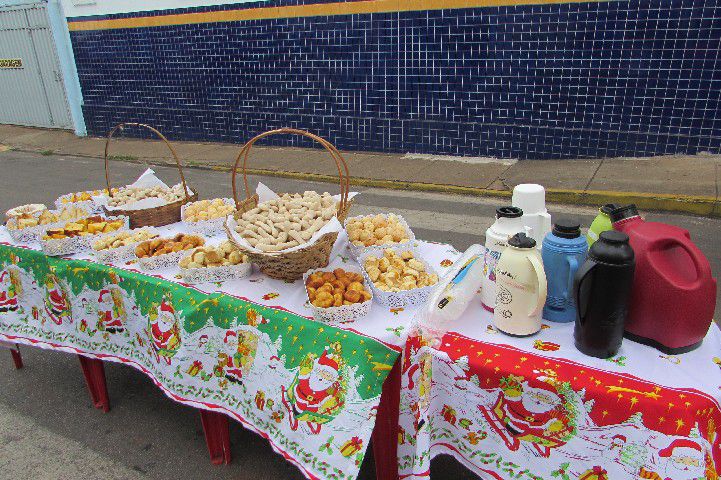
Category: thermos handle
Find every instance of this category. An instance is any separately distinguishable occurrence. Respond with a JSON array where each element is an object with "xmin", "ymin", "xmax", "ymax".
[
  {"xmin": 527, "ymin": 255, "xmax": 547, "ymax": 318},
  {"xmin": 574, "ymin": 260, "xmax": 597, "ymax": 325},
  {"xmin": 564, "ymin": 256, "xmax": 579, "ymax": 303}
]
